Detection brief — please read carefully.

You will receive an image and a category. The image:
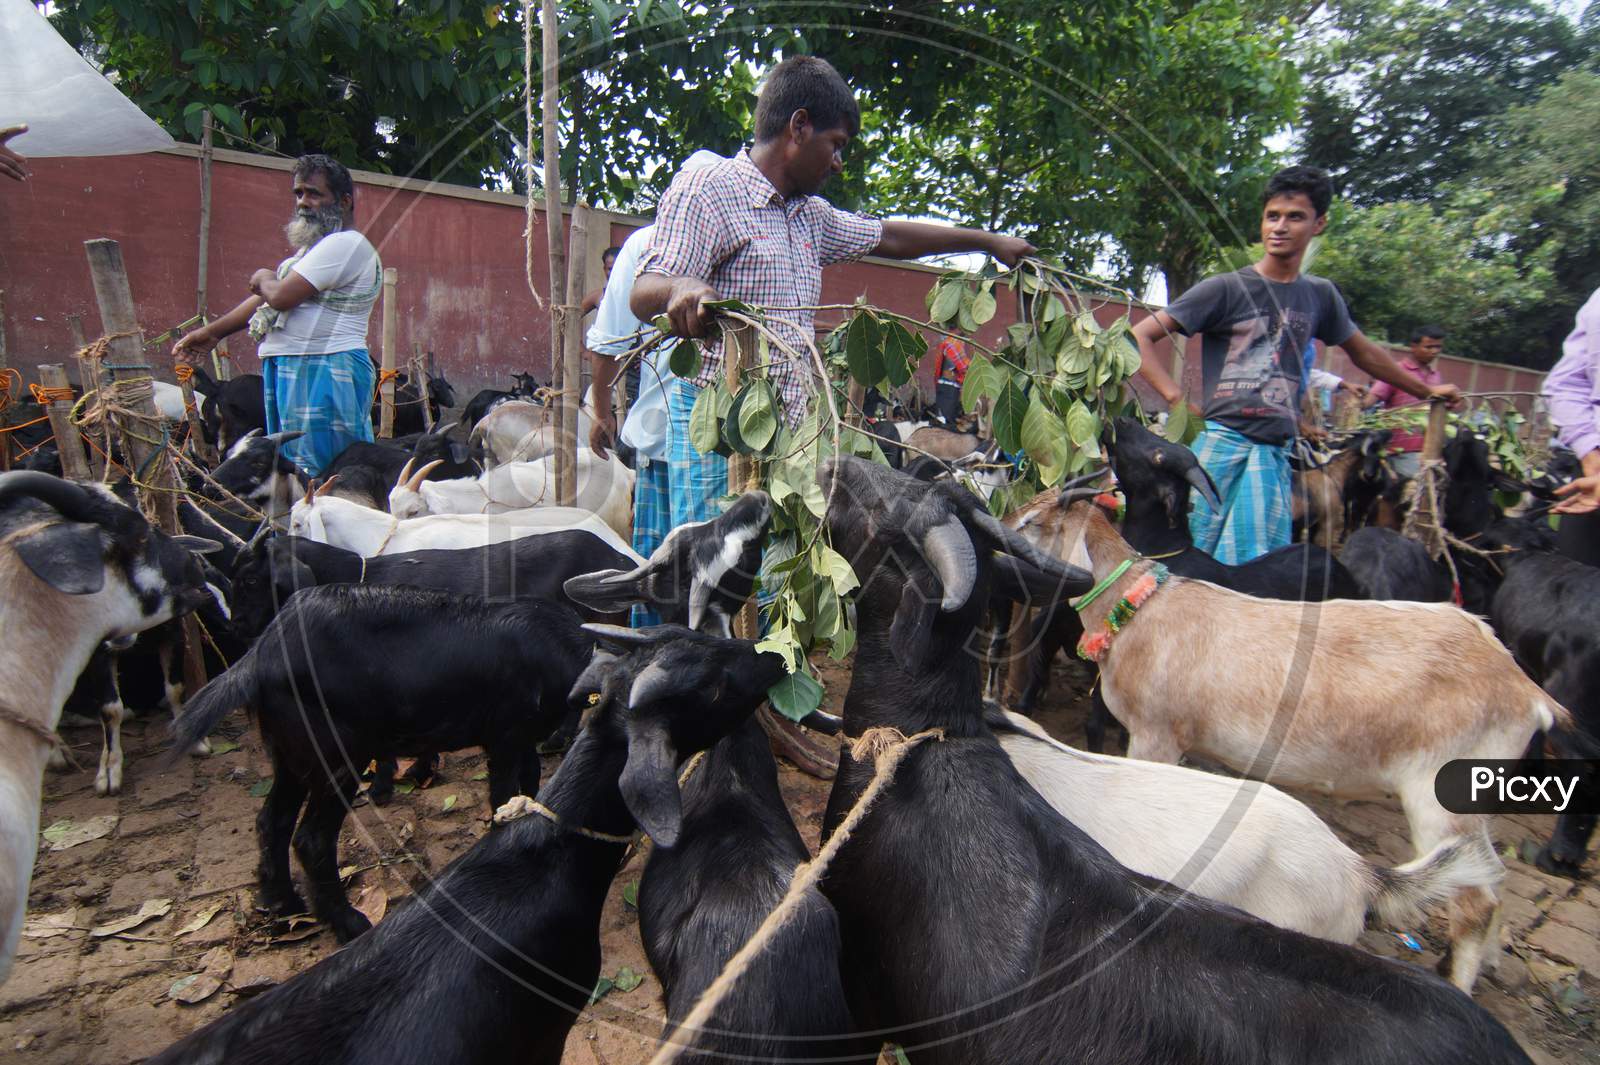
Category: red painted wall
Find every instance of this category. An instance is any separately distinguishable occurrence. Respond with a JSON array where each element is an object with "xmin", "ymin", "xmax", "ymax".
[{"xmin": 0, "ymin": 146, "xmax": 1542, "ymax": 415}]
